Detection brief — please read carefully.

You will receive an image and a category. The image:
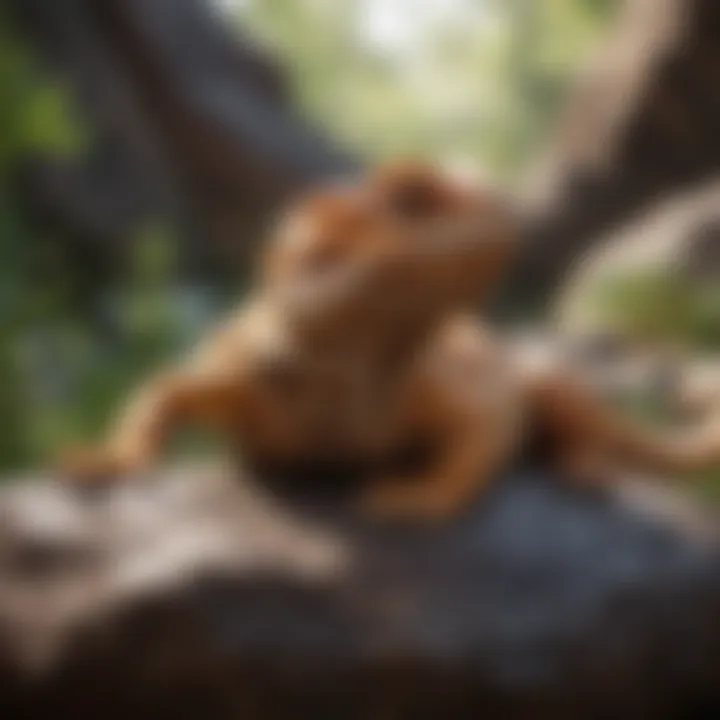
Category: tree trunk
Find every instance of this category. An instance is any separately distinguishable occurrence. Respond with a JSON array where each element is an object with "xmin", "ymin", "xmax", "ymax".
[
  {"xmin": 9, "ymin": 0, "xmax": 356, "ymax": 273},
  {"xmin": 506, "ymin": 0, "xmax": 720, "ymax": 313}
]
